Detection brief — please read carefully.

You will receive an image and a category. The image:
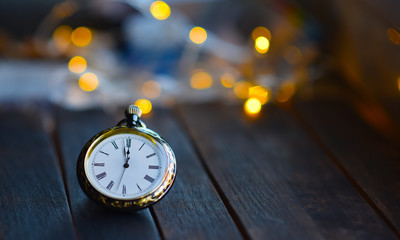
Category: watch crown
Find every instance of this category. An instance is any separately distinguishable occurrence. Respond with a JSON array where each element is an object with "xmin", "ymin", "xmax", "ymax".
[{"xmin": 127, "ymin": 105, "xmax": 142, "ymax": 118}]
